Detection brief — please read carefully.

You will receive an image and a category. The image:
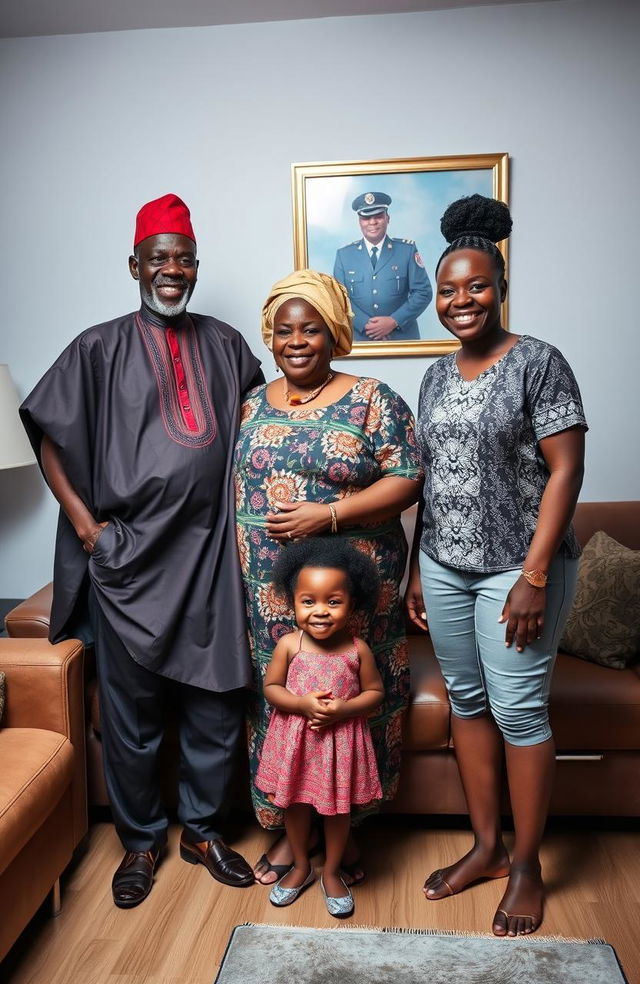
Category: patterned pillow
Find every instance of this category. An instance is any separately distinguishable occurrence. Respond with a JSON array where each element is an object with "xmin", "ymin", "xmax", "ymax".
[
  {"xmin": 0, "ymin": 671, "xmax": 5, "ymax": 724},
  {"xmin": 560, "ymin": 531, "xmax": 640, "ymax": 669}
]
